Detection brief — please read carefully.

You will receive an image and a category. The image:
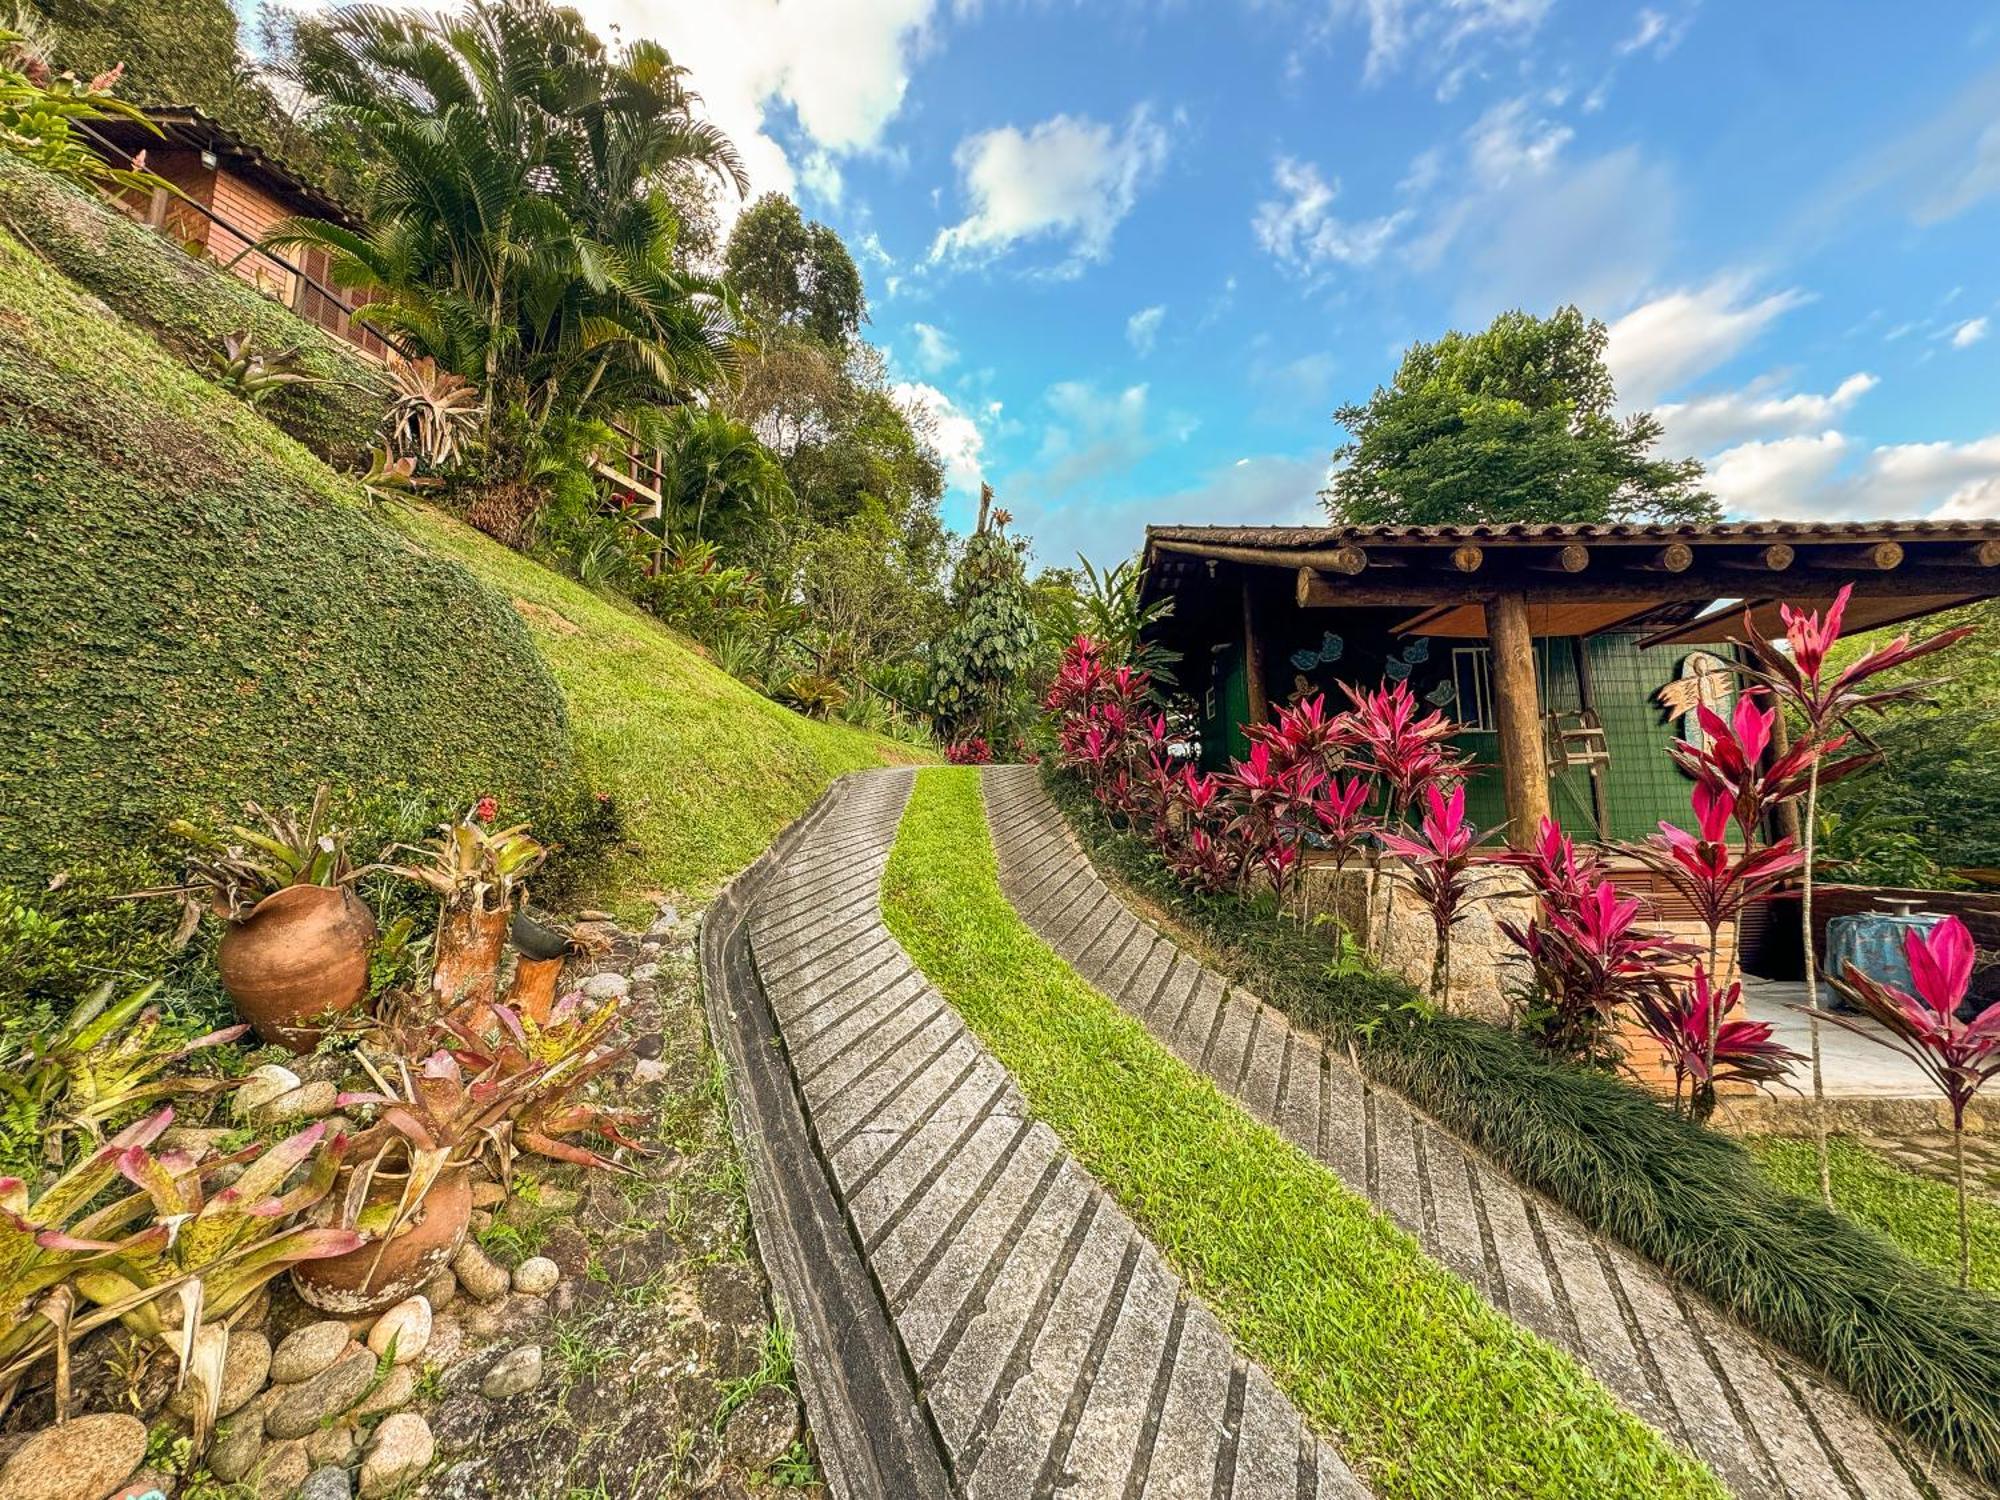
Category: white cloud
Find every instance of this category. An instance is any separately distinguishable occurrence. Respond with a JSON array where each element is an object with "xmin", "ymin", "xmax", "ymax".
[
  {"xmin": 1605, "ymin": 279, "xmax": 1810, "ymax": 406},
  {"xmin": 1655, "ymin": 372, "xmax": 1877, "ymax": 454},
  {"xmin": 909, "ymin": 321, "xmax": 957, "ymax": 374},
  {"xmin": 1033, "ymin": 380, "xmax": 1156, "ymax": 493},
  {"xmin": 798, "ymin": 151, "xmax": 845, "ymax": 207},
  {"xmin": 1950, "ymin": 316, "xmax": 1989, "ymax": 349},
  {"xmin": 1317, "ymin": 0, "xmax": 1553, "ymax": 85},
  {"xmin": 931, "ymin": 107, "xmax": 1170, "ymax": 274},
  {"xmin": 1706, "ymin": 430, "xmax": 2000, "ymax": 522},
  {"xmin": 584, "ymin": 0, "xmax": 939, "ymax": 210},
  {"xmin": 1465, "ymin": 98, "xmax": 1573, "ymax": 187},
  {"xmin": 1126, "ymin": 304, "xmax": 1166, "ymax": 356},
  {"xmin": 1252, "ymin": 156, "xmax": 1409, "ymax": 274},
  {"xmin": 891, "ymin": 380, "xmax": 985, "ymax": 496},
  {"xmin": 1615, "ymin": 7, "xmax": 1688, "ymax": 58}
]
